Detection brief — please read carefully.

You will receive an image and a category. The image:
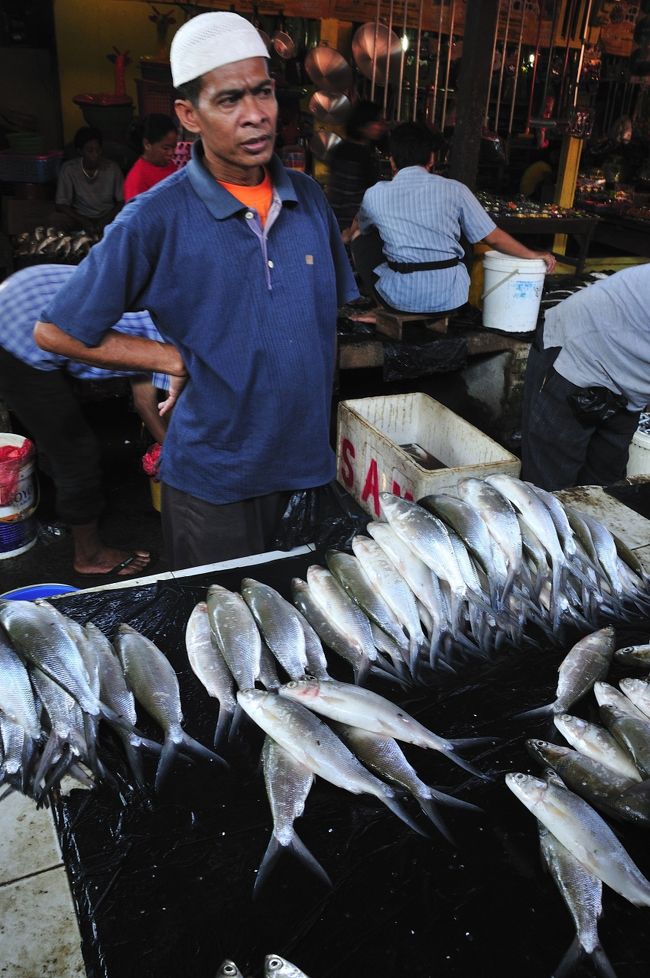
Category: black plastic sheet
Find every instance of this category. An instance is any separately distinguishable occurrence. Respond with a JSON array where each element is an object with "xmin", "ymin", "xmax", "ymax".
[
  {"xmin": 272, "ymin": 482, "xmax": 370, "ymax": 553},
  {"xmin": 50, "ymin": 553, "xmax": 650, "ymax": 978},
  {"xmin": 382, "ymin": 337, "xmax": 468, "ymax": 382}
]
